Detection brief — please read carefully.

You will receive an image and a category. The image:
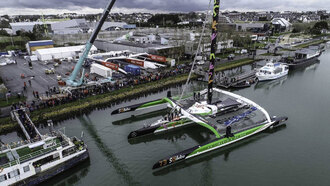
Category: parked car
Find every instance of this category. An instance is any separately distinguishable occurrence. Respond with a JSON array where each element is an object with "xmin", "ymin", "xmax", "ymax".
[
  {"xmin": 45, "ymin": 68, "xmax": 55, "ymax": 74},
  {"xmin": 241, "ymin": 49, "xmax": 248, "ymax": 54},
  {"xmin": 196, "ymin": 60, "xmax": 205, "ymax": 65},
  {"xmin": 227, "ymin": 54, "xmax": 235, "ymax": 60}
]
